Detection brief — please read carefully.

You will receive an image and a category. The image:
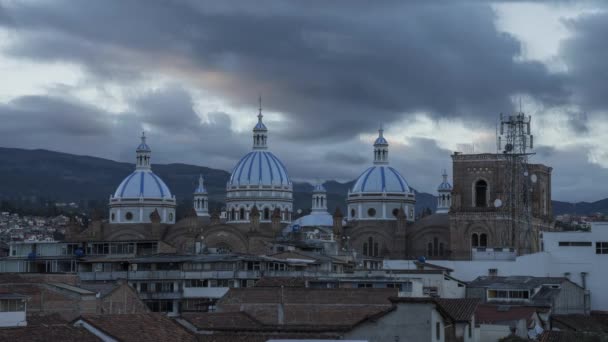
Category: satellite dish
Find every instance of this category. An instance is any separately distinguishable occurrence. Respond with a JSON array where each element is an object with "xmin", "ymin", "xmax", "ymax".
[
  {"xmin": 494, "ymin": 199, "xmax": 503, "ymax": 208},
  {"xmin": 531, "ymin": 174, "xmax": 538, "ymax": 183}
]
